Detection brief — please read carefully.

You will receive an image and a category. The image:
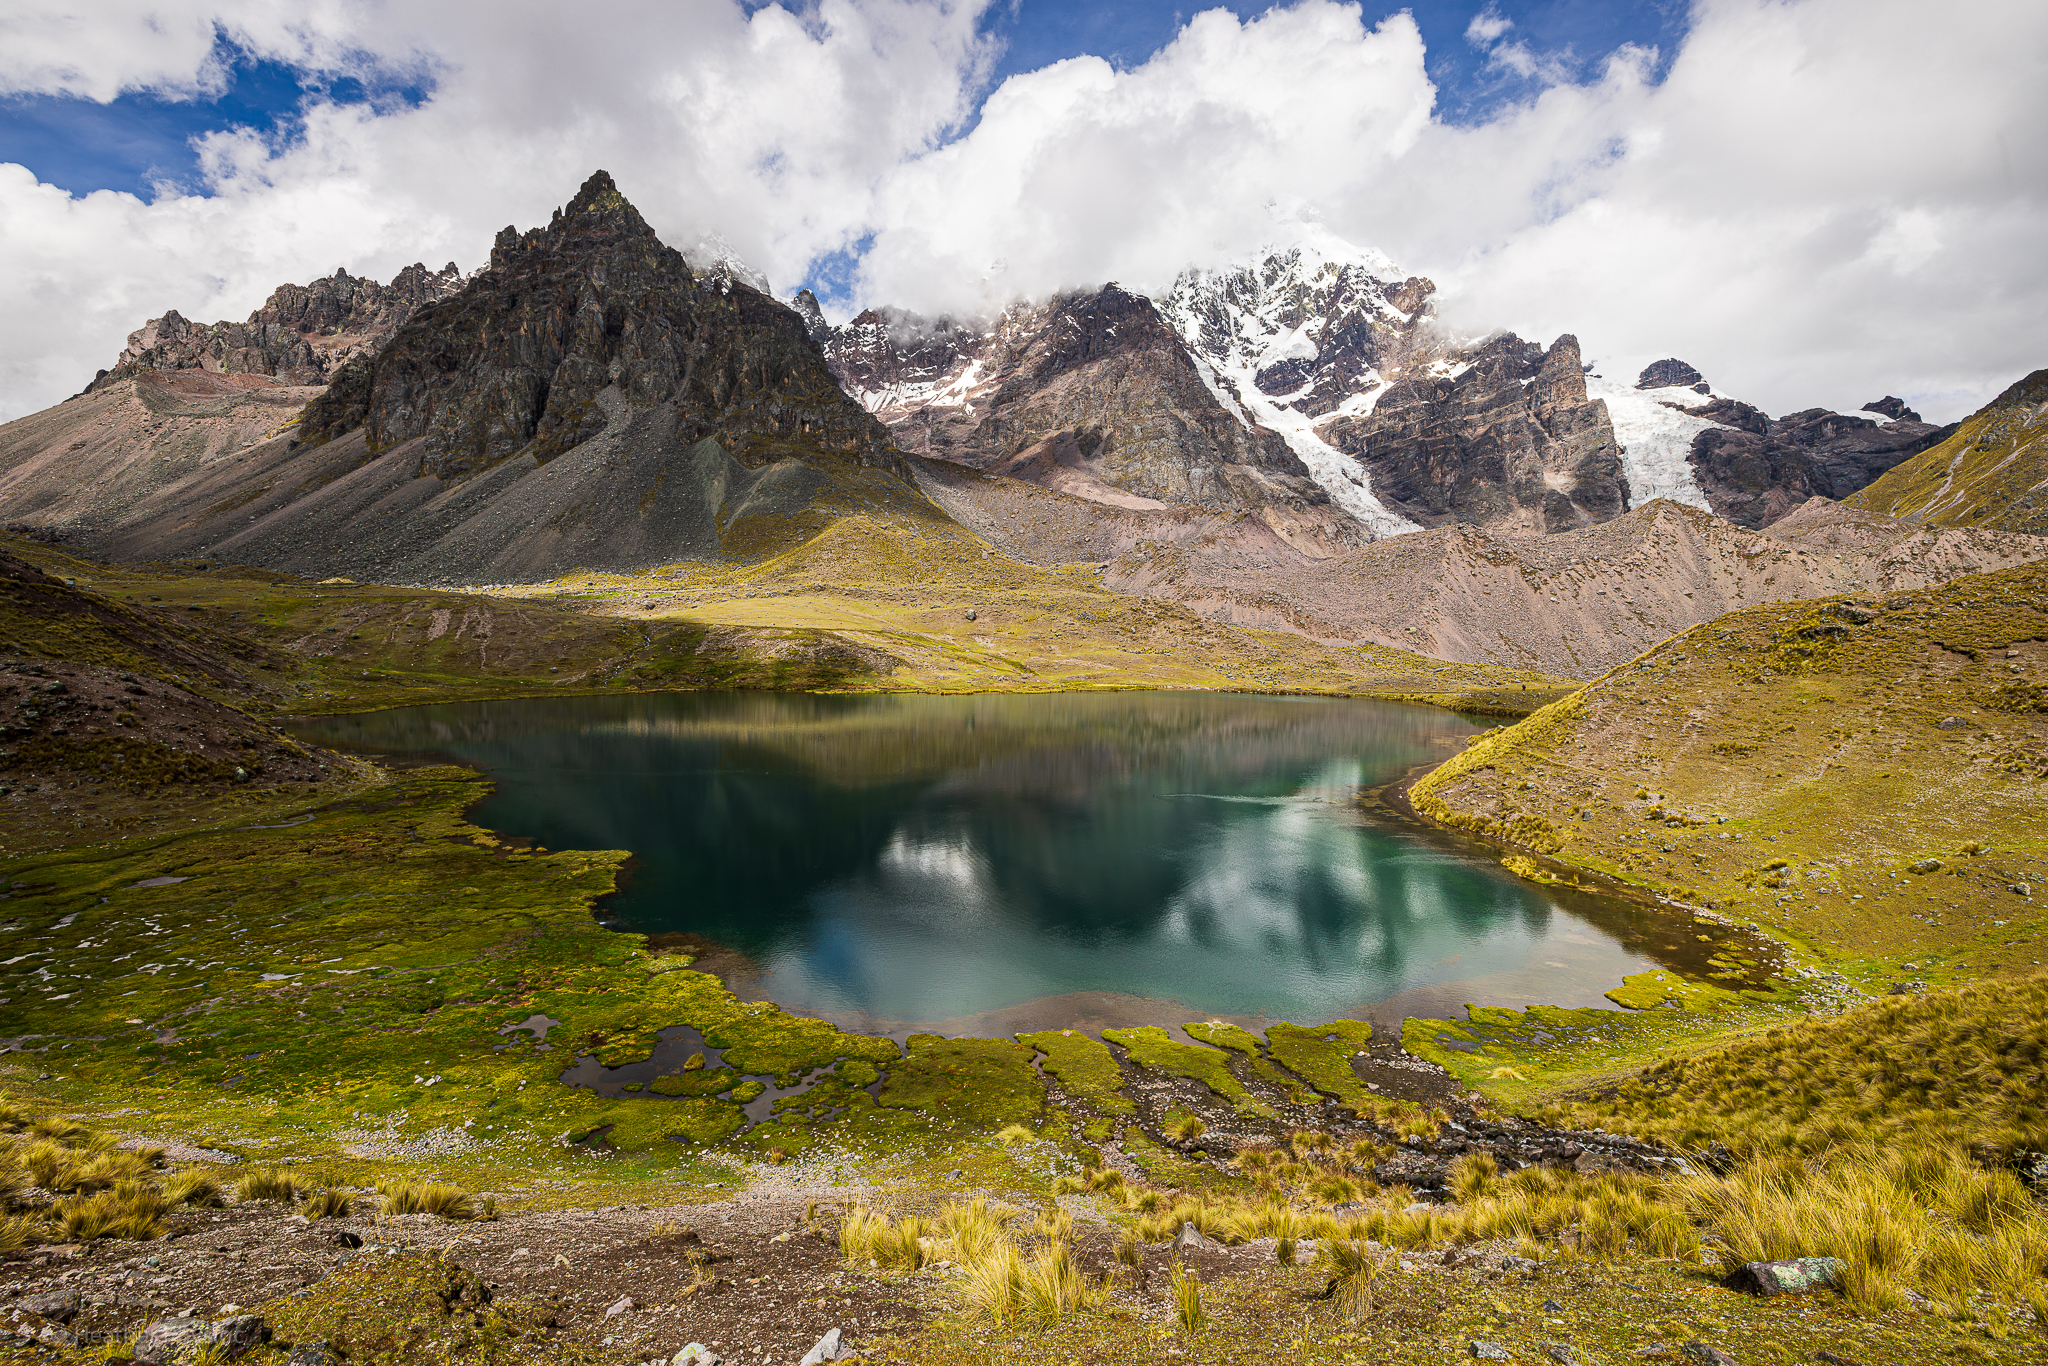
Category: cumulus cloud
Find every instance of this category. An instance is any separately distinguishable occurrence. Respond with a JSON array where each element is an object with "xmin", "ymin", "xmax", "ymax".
[
  {"xmin": 0, "ymin": 0, "xmax": 995, "ymax": 419},
  {"xmin": 0, "ymin": 0, "xmax": 2044, "ymax": 425}
]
